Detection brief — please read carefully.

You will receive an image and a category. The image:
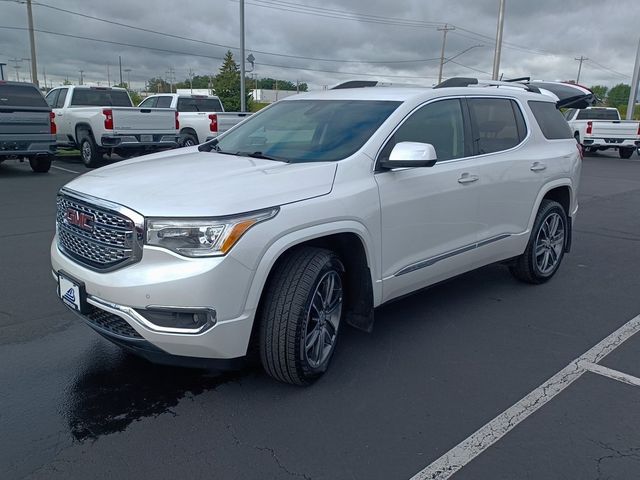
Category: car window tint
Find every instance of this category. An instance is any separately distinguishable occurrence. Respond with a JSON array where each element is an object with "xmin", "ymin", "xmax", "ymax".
[
  {"xmin": 528, "ymin": 101, "xmax": 573, "ymax": 140},
  {"xmin": 379, "ymin": 99, "xmax": 466, "ymax": 162},
  {"xmin": 45, "ymin": 89, "xmax": 59, "ymax": 108},
  {"xmin": 70, "ymin": 89, "xmax": 132, "ymax": 107},
  {"xmin": 139, "ymin": 97, "xmax": 157, "ymax": 108},
  {"xmin": 468, "ymin": 98, "xmax": 521, "ymax": 154},
  {"xmin": 575, "ymin": 108, "xmax": 619, "ymax": 120},
  {"xmin": 55, "ymin": 88, "xmax": 68, "ymax": 108},
  {"xmin": 156, "ymin": 96, "xmax": 173, "ymax": 108},
  {"xmin": 512, "ymin": 100, "xmax": 527, "ymax": 142},
  {"xmin": 0, "ymin": 84, "xmax": 48, "ymax": 108},
  {"xmin": 563, "ymin": 108, "xmax": 576, "ymax": 120},
  {"xmin": 177, "ymin": 97, "xmax": 223, "ymax": 112}
]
